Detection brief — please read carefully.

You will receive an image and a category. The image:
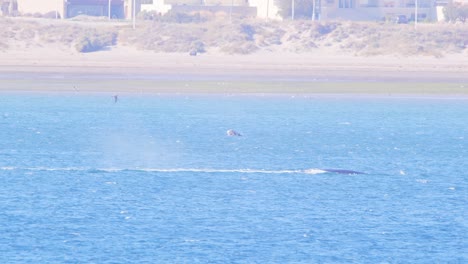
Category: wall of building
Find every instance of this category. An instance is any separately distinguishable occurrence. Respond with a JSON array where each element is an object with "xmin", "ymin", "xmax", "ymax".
[
  {"xmin": 66, "ymin": 1, "xmax": 125, "ymax": 18},
  {"xmin": 14, "ymin": 0, "xmax": 442, "ymax": 21},
  {"xmin": 142, "ymin": 0, "xmax": 259, "ymax": 18},
  {"xmin": 1, "ymin": 1, "xmax": 15, "ymax": 16},
  {"xmin": 164, "ymin": 0, "xmax": 201, "ymax": 5},
  {"xmin": 204, "ymin": 0, "xmax": 250, "ymax": 6},
  {"xmin": 321, "ymin": 0, "xmax": 436, "ymax": 20},
  {"xmin": 16, "ymin": 0, "xmax": 132, "ymax": 19},
  {"xmin": 141, "ymin": 0, "xmax": 171, "ymax": 14},
  {"xmin": 249, "ymin": 0, "xmax": 281, "ymax": 20},
  {"xmin": 163, "ymin": 0, "xmax": 250, "ymax": 6},
  {"xmin": 123, "ymin": 0, "xmax": 135, "ymax": 19},
  {"xmin": 17, "ymin": 0, "xmax": 65, "ymax": 17},
  {"xmin": 171, "ymin": 5, "xmax": 257, "ymax": 17}
]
